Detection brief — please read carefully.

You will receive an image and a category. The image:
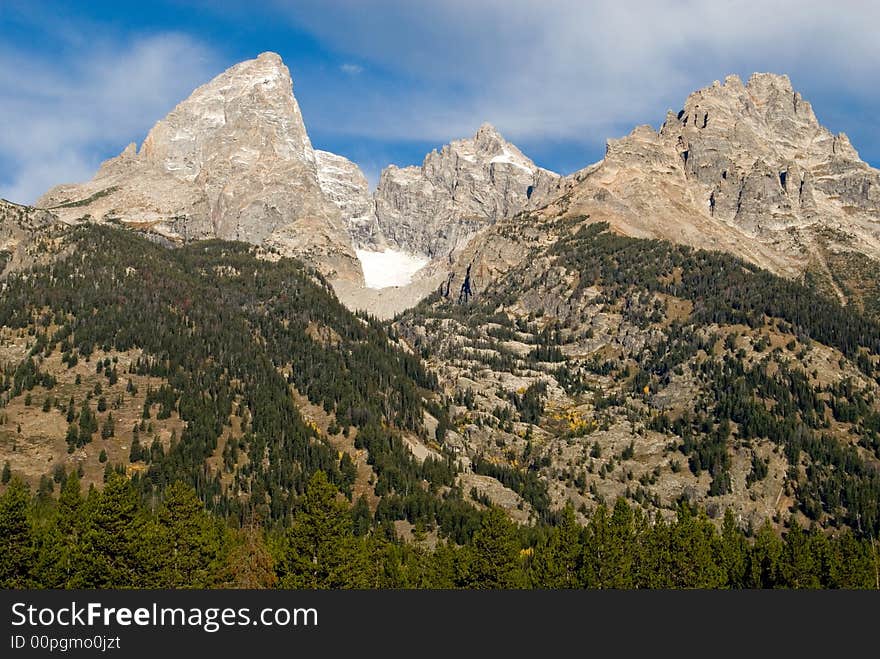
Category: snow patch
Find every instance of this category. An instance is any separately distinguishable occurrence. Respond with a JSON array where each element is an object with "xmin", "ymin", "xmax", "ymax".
[
  {"xmin": 356, "ymin": 249, "xmax": 429, "ymax": 289},
  {"xmin": 490, "ymin": 148, "xmax": 534, "ymax": 173}
]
